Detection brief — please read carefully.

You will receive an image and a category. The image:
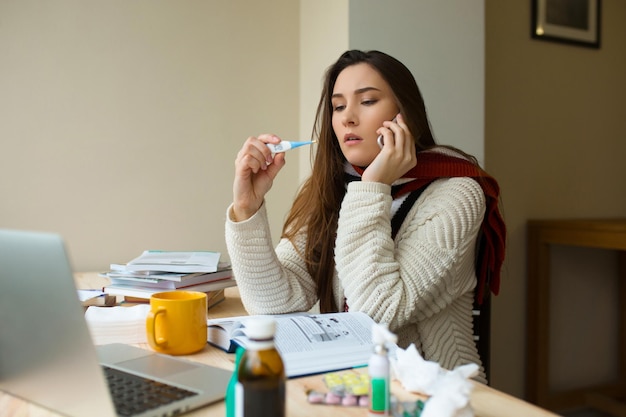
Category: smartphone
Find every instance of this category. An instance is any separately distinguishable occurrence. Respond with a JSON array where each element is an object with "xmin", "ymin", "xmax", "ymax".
[{"xmin": 377, "ymin": 117, "xmax": 398, "ymax": 149}]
